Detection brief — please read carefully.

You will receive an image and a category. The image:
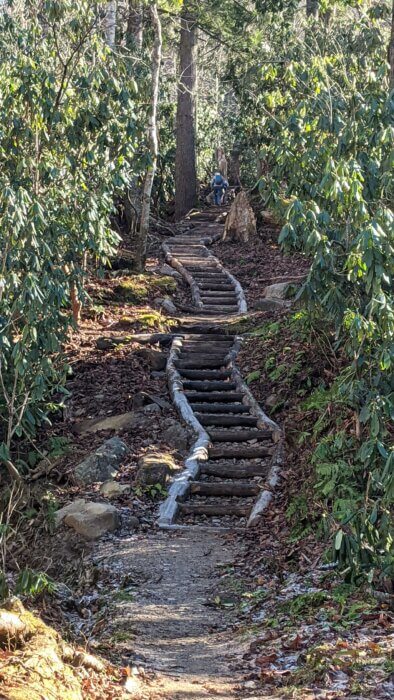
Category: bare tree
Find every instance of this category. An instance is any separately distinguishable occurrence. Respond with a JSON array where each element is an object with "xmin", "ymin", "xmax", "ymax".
[
  {"xmin": 127, "ymin": 0, "xmax": 143, "ymax": 49},
  {"xmin": 104, "ymin": 1, "xmax": 117, "ymax": 48},
  {"xmin": 389, "ymin": 0, "xmax": 394, "ymax": 91},
  {"xmin": 175, "ymin": 3, "xmax": 198, "ymax": 220},
  {"xmin": 135, "ymin": 3, "xmax": 162, "ymax": 270}
]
